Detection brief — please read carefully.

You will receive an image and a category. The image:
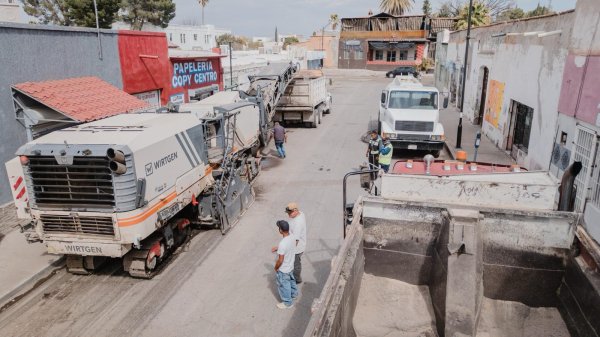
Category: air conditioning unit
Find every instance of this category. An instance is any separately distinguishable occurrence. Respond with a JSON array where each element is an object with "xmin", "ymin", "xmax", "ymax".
[{"xmin": 551, "ymin": 143, "xmax": 572, "ymax": 171}]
